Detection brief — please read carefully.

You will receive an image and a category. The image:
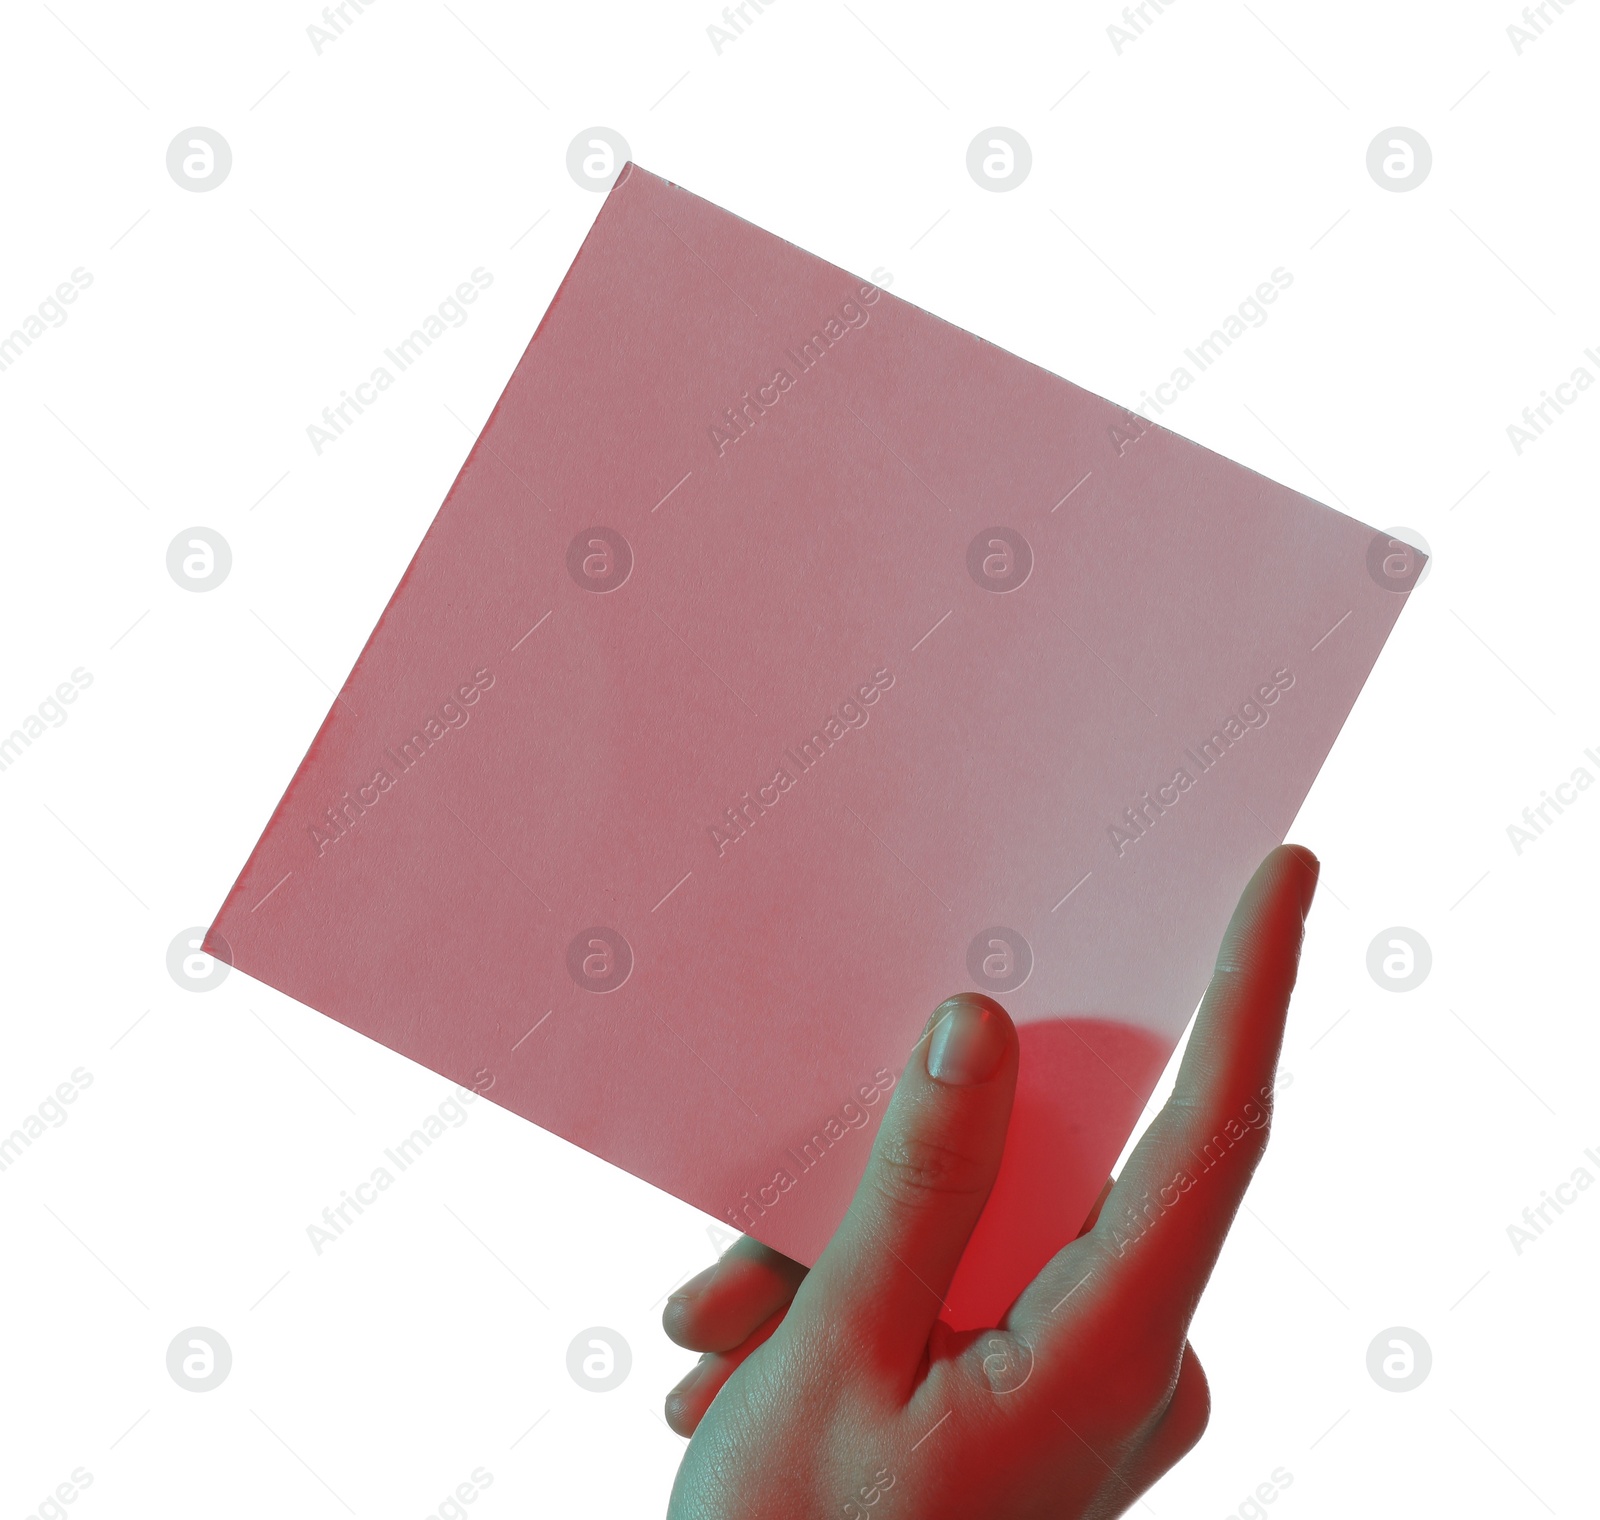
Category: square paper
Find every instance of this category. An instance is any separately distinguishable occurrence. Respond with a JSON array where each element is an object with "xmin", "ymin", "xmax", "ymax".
[{"xmin": 207, "ymin": 164, "xmax": 1422, "ymax": 1327}]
